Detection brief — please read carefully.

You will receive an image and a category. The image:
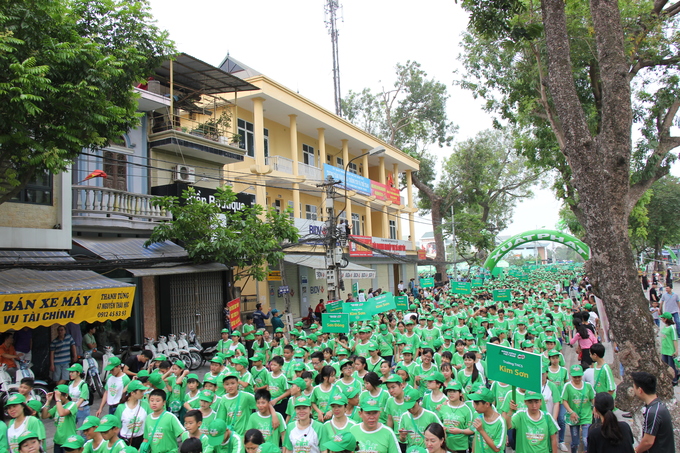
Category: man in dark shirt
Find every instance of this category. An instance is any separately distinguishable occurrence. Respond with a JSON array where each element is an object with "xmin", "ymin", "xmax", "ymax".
[
  {"xmin": 632, "ymin": 371, "xmax": 675, "ymax": 453},
  {"xmin": 123, "ymin": 350, "xmax": 152, "ymax": 377},
  {"xmin": 252, "ymin": 303, "xmax": 270, "ymax": 329}
]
